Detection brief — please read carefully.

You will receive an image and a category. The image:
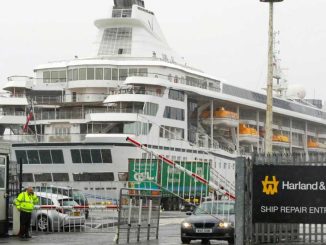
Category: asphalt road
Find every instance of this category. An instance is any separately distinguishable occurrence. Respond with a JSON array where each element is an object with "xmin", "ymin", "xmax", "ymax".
[{"xmin": 0, "ymin": 212, "xmax": 229, "ymax": 245}]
